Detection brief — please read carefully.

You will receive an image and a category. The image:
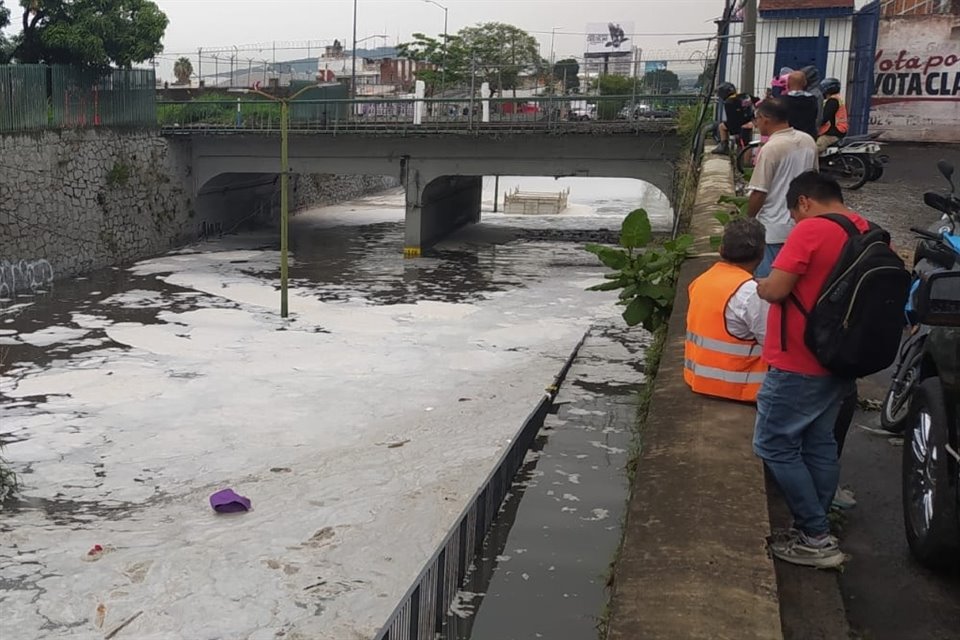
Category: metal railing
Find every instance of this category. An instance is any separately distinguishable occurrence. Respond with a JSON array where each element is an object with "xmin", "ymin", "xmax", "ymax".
[{"xmin": 157, "ymin": 94, "xmax": 701, "ymax": 135}]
